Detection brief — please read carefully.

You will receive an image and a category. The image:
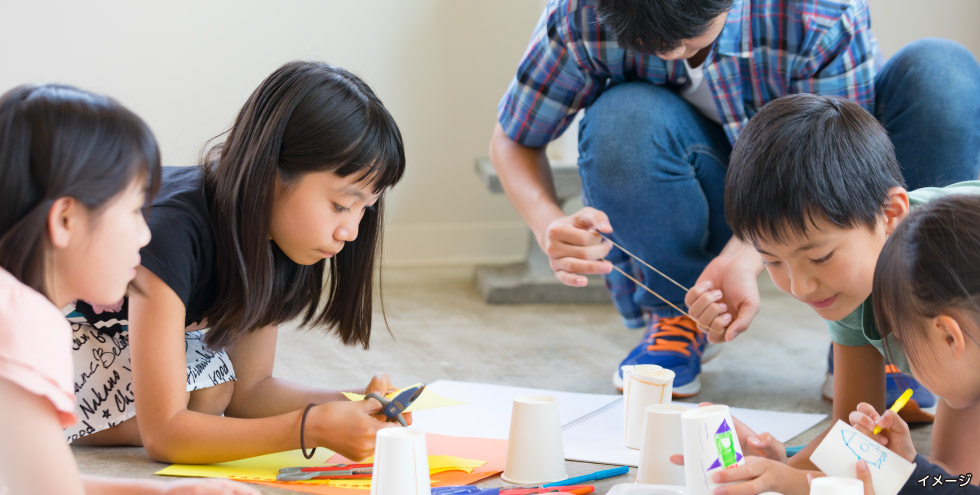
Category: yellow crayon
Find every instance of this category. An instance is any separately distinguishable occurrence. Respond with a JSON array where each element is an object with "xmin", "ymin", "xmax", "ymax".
[{"xmin": 873, "ymin": 388, "xmax": 914, "ymax": 435}]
